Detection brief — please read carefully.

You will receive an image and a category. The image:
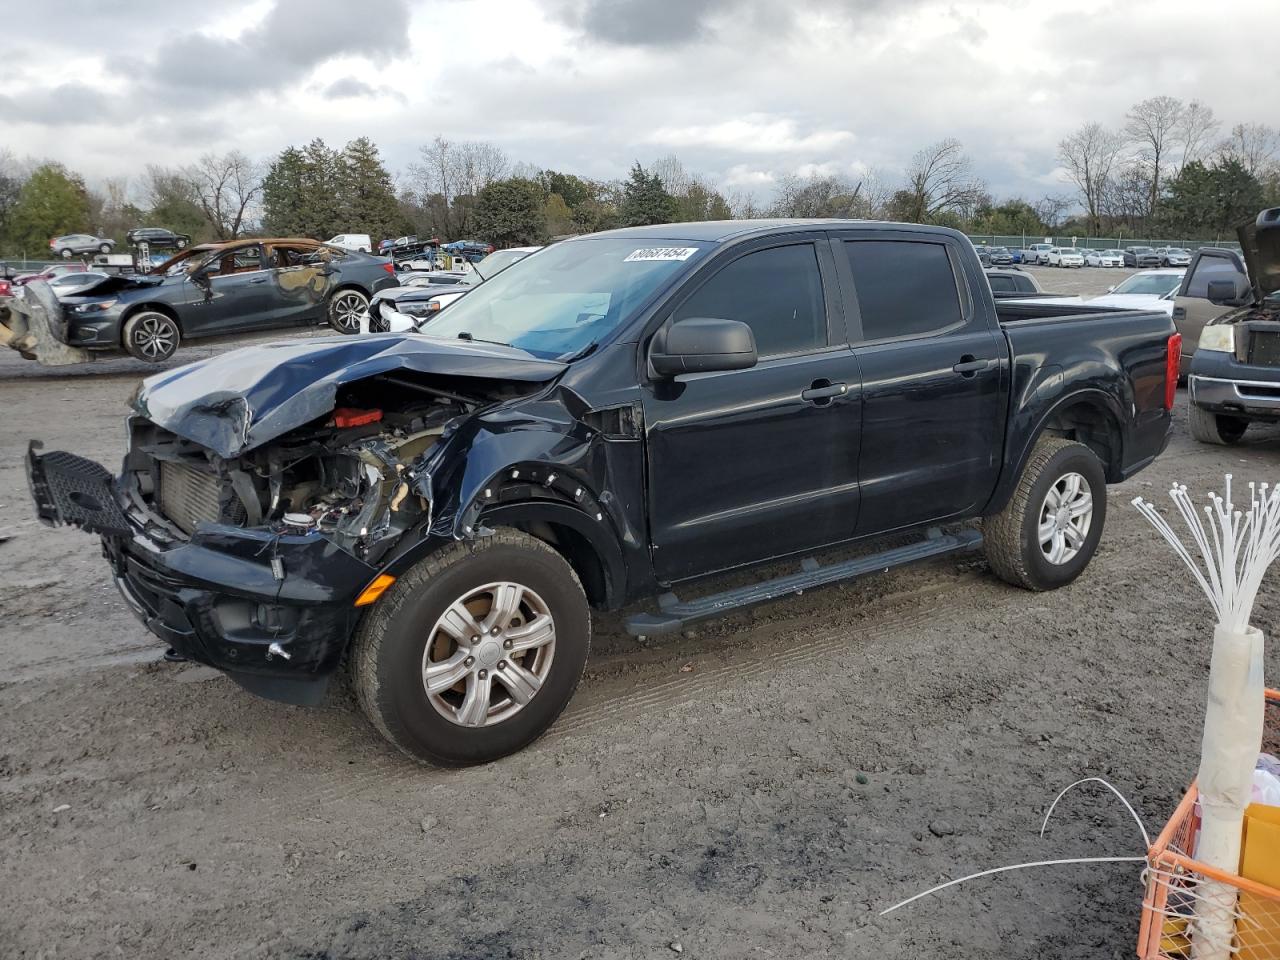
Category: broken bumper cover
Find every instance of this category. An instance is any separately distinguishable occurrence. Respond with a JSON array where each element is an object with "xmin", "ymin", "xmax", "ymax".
[{"xmin": 27, "ymin": 443, "xmax": 378, "ymax": 705}]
